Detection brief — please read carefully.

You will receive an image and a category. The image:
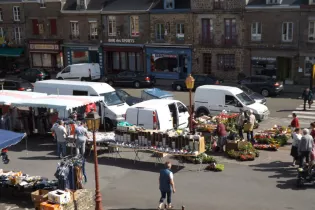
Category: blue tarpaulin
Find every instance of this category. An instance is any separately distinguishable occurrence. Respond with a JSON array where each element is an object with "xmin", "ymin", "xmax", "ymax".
[
  {"xmin": 0, "ymin": 129, "xmax": 26, "ymax": 150},
  {"xmin": 141, "ymin": 88, "xmax": 174, "ymax": 100}
]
